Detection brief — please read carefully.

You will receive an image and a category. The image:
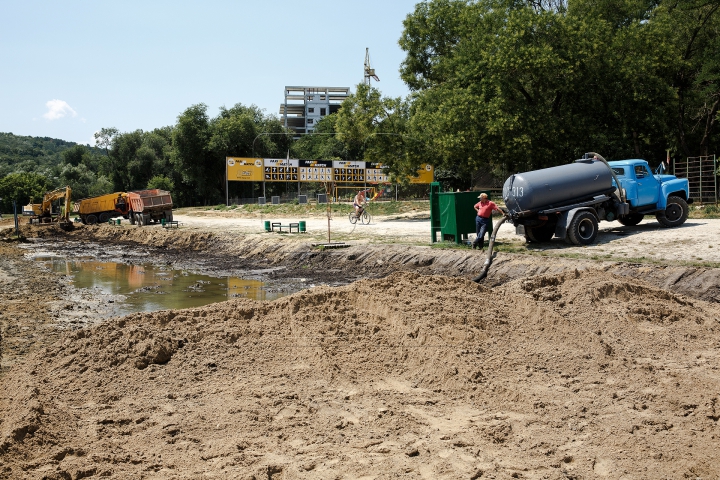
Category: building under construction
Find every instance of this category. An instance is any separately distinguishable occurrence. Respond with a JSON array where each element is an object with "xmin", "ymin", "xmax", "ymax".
[{"xmin": 279, "ymin": 86, "xmax": 350, "ymax": 137}]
